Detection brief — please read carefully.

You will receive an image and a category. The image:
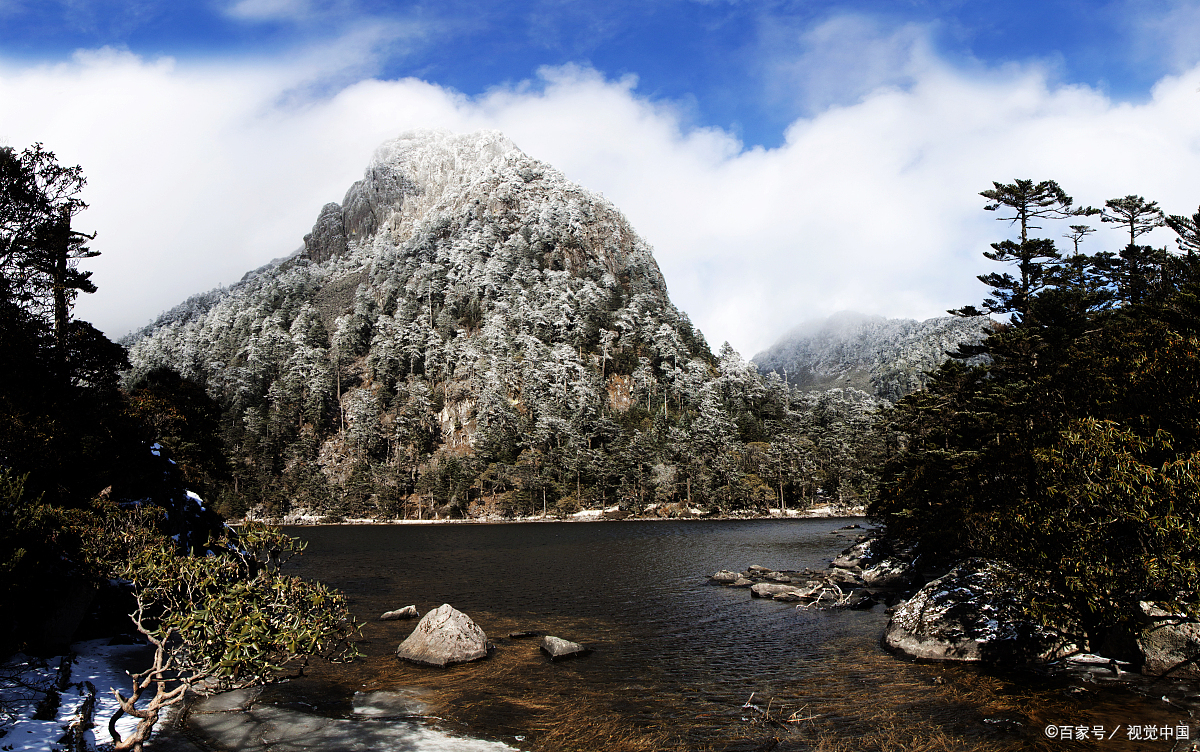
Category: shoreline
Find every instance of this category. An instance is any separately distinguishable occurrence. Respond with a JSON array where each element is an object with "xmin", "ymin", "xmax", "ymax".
[{"xmin": 250, "ymin": 505, "xmax": 869, "ymax": 527}]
